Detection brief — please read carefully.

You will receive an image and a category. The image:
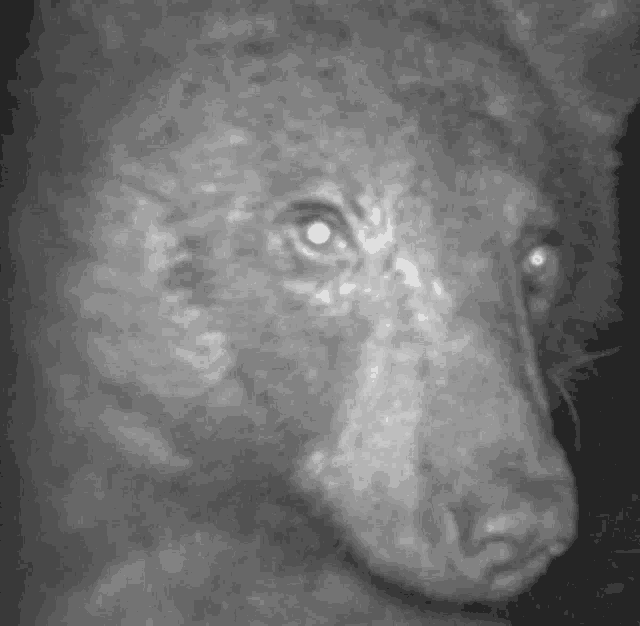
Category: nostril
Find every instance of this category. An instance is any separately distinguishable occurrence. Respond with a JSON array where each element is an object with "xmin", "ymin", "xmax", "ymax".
[
  {"xmin": 472, "ymin": 504, "xmax": 570, "ymax": 577},
  {"xmin": 427, "ymin": 501, "xmax": 569, "ymax": 597},
  {"xmin": 455, "ymin": 503, "xmax": 566, "ymax": 575},
  {"xmin": 488, "ymin": 506, "xmax": 570, "ymax": 552}
]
